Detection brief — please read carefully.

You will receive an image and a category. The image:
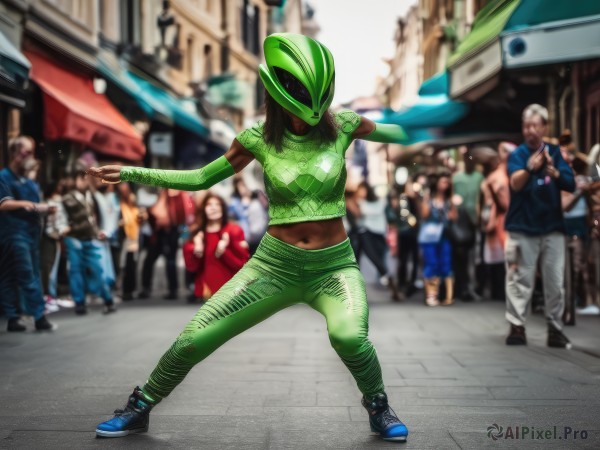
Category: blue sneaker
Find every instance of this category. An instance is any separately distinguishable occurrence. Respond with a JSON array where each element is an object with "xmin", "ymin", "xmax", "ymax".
[
  {"xmin": 96, "ymin": 387, "xmax": 154, "ymax": 438},
  {"xmin": 362, "ymin": 393, "xmax": 408, "ymax": 442}
]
